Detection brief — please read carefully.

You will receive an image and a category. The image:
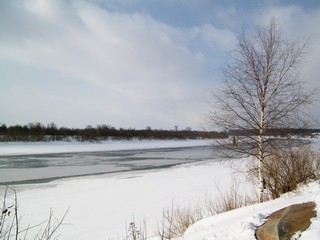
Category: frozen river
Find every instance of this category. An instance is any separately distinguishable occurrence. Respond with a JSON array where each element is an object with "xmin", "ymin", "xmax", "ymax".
[
  {"xmin": 0, "ymin": 140, "xmax": 238, "ymax": 240},
  {"xmin": 0, "ymin": 141, "xmax": 218, "ymax": 184}
]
